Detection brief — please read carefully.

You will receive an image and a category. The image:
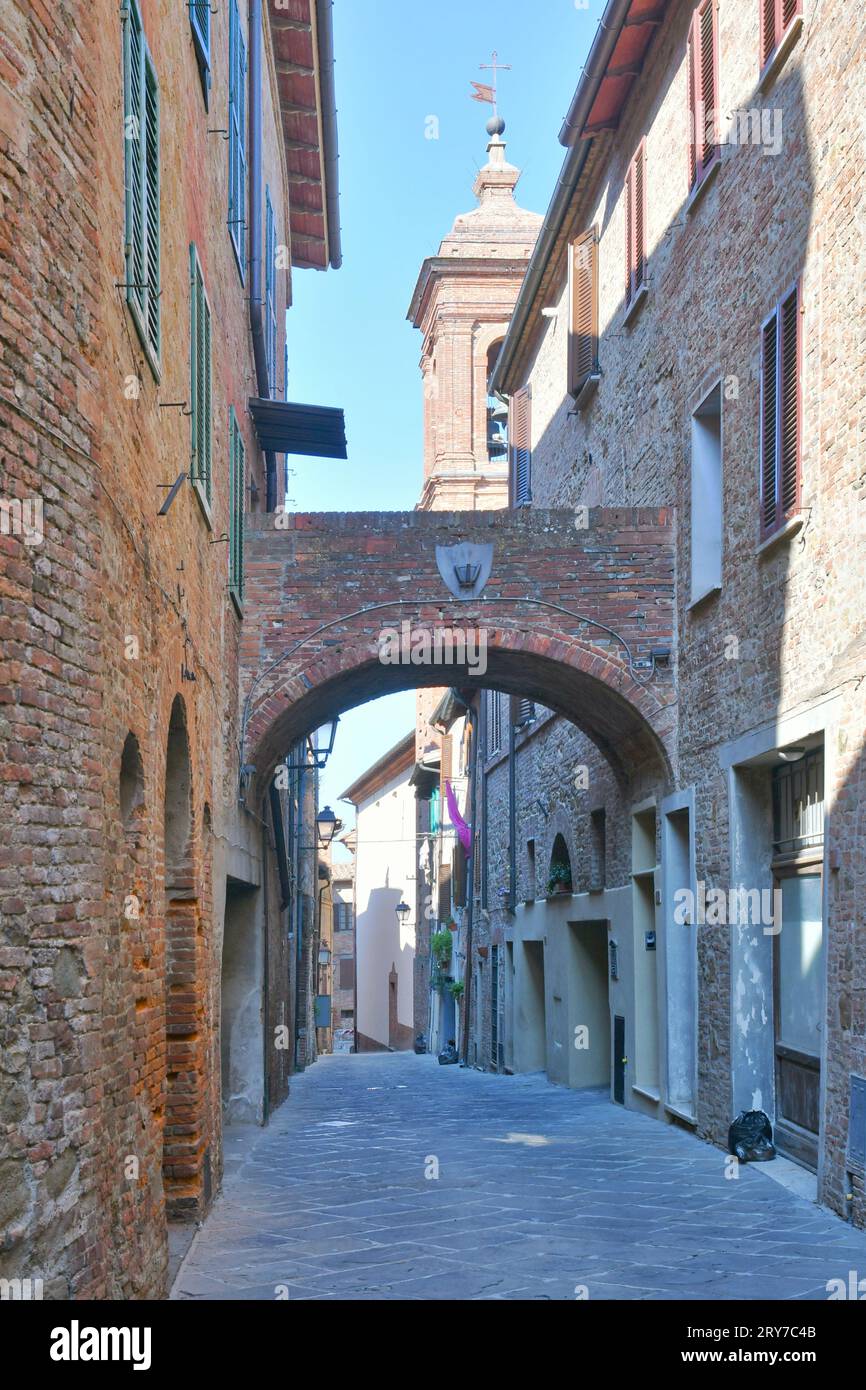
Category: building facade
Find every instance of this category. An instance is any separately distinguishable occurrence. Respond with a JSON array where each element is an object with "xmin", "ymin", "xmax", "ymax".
[
  {"xmin": 343, "ymin": 734, "xmax": 417, "ymax": 1052},
  {"xmin": 0, "ymin": 0, "xmax": 341, "ymax": 1297},
  {"xmin": 466, "ymin": 0, "xmax": 865, "ymax": 1227}
]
